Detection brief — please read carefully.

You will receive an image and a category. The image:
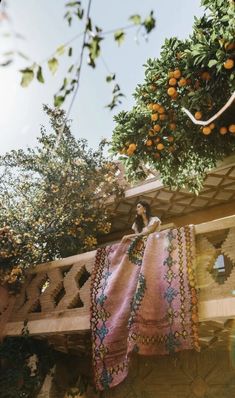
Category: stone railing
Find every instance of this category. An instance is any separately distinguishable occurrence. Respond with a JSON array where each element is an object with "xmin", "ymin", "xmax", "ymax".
[{"xmin": 1, "ymin": 215, "xmax": 235, "ymax": 338}]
